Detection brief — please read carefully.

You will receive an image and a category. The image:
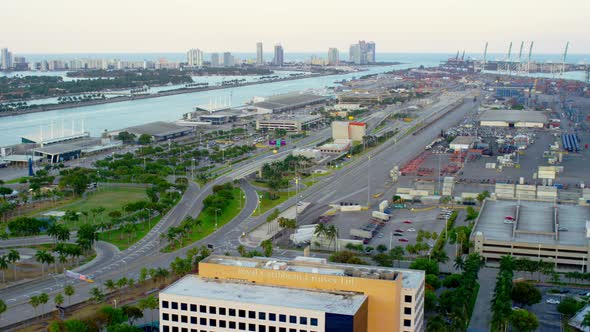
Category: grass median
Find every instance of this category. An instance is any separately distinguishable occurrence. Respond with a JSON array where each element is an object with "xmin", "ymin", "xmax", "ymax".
[
  {"xmin": 98, "ymin": 215, "xmax": 162, "ymax": 251},
  {"xmin": 162, "ymin": 187, "xmax": 244, "ymax": 252}
]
